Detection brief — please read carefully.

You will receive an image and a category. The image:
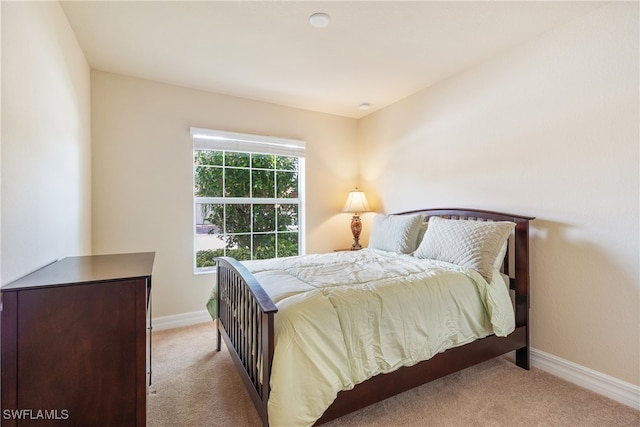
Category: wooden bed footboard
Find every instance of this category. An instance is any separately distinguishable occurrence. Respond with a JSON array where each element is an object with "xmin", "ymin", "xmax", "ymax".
[
  {"xmin": 215, "ymin": 257, "xmax": 277, "ymax": 426},
  {"xmin": 215, "ymin": 208, "xmax": 534, "ymax": 427}
]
